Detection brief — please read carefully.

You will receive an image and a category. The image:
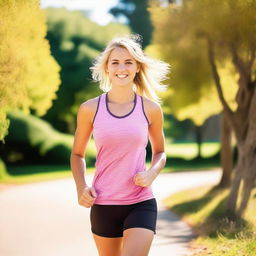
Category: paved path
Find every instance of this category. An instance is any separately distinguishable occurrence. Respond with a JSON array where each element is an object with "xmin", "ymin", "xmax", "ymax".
[{"xmin": 0, "ymin": 169, "xmax": 221, "ymax": 256}]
